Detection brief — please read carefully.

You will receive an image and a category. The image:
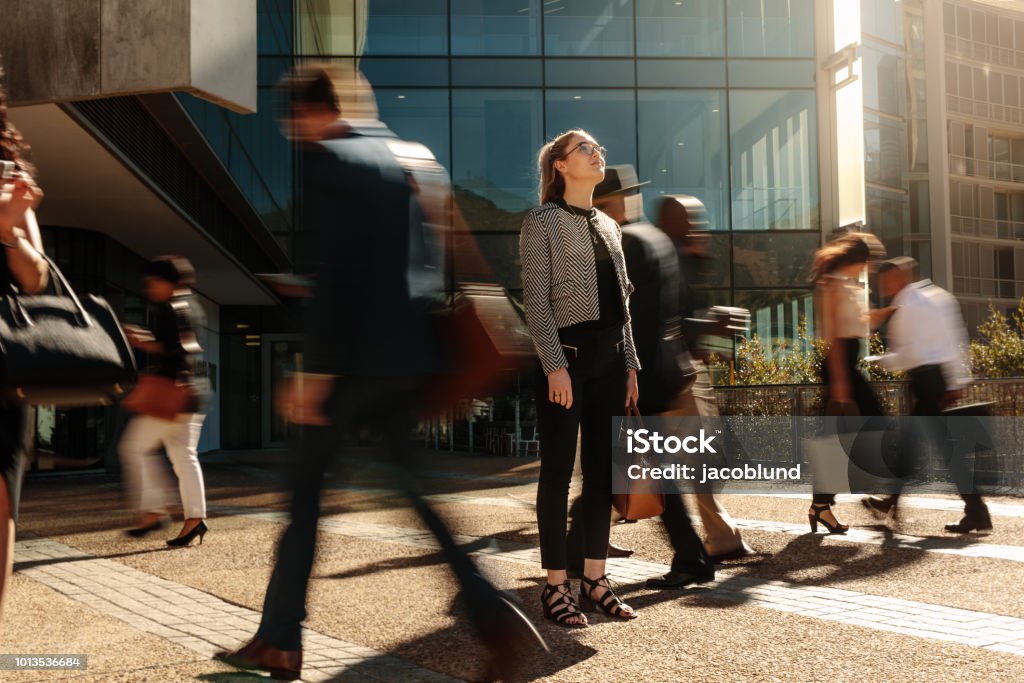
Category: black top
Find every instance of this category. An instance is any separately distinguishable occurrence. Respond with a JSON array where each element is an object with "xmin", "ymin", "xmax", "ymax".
[
  {"xmin": 557, "ymin": 200, "xmax": 625, "ymax": 340},
  {"xmin": 300, "ymin": 123, "xmax": 442, "ymax": 376},
  {"xmin": 143, "ymin": 297, "xmax": 209, "ymax": 409}
]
